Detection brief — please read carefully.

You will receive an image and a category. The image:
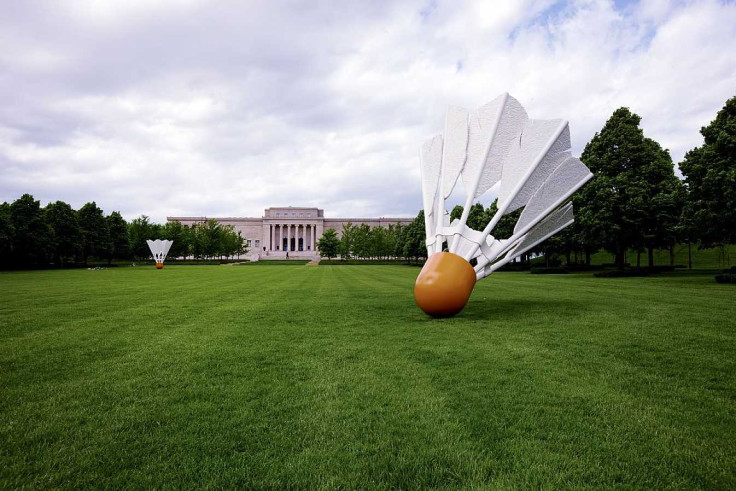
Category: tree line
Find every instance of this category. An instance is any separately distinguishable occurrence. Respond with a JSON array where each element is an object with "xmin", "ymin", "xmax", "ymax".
[
  {"xmin": 0, "ymin": 200, "xmax": 247, "ymax": 269},
  {"xmin": 550, "ymin": 95, "xmax": 734, "ymax": 268},
  {"xmin": 2, "ymin": 96, "xmax": 733, "ymax": 269},
  {"xmin": 316, "ymin": 220, "xmax": 427, "ymax": 262},
  {"xmin": 318, "ymin": 95, "xmax": 736, "ymax": 268}
]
